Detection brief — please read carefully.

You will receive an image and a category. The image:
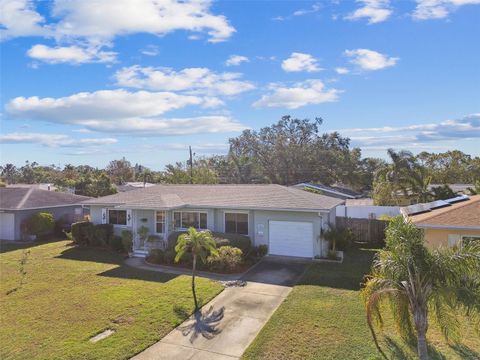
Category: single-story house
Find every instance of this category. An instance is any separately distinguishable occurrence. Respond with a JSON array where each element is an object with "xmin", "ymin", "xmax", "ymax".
[
  {"xmin": 82, "ymin": 184, "xmax": 344, "ymax": 258},
  {"xmin": 116, "ymin": 182, "xmax": 156, "ymax": 192},
  {"xmin": 403, "ymin": 195, "xmax": 480, "ymax": 248},
  {"xmin": 0, "ymin": 187, "xmax": 90, "ymax": 241},
  {"xmin": 292, "ymin": 182, "xmax": 364, "ymax": 200}
]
